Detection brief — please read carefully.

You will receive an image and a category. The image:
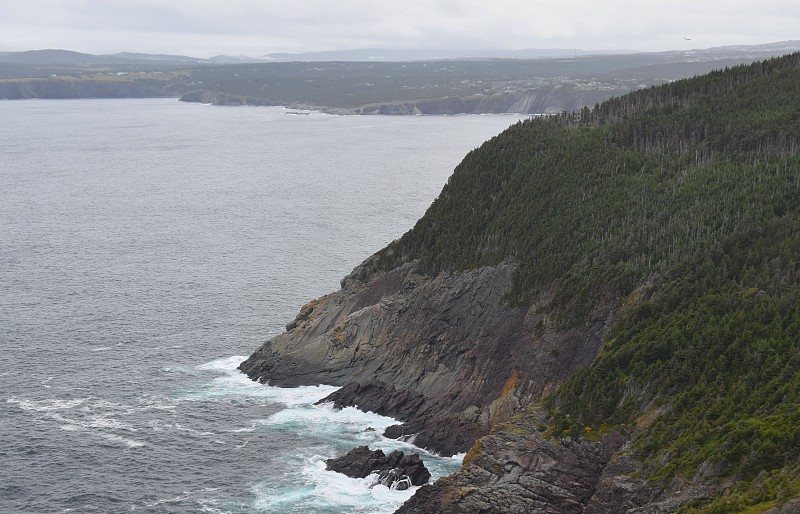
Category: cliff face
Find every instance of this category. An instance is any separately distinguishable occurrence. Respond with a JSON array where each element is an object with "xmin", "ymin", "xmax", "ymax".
[
  {"xmin": 239, "ymin": 258, "xmax": 610, "ymax": 456},
  {"xmin": 394, "ymin": 408, "xmax": 709, "ymax": 514},
  {"xmin": 396, "ymin": 428, "xmax": 637, "ymax": 514}
]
